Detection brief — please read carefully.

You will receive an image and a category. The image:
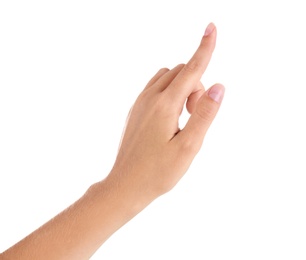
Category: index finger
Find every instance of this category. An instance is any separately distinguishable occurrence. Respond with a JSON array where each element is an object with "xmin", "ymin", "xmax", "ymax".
[{"xmin": 164, "ymin": 23, "xmax": 217, "ymax": 104}]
